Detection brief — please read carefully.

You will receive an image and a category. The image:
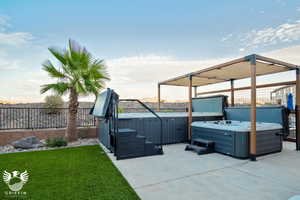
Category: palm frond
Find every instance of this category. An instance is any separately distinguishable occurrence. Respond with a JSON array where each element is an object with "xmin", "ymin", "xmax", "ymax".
[
  {"xmin": 74, "ymin": 81, "xmax": 87, "ymax": 95},
  {"xmin": 68, "ymin": 39, "xmax": 82, "ymax": 70},
  {"xmin": 40, "ymin": 82, "xmax": 69, "ymax": 95},
  {"xmin": 48, "ymin": 47, "xmax": 67, "ymax": 65},
  {"xmin": 89, "ymin": 60, "xmax": 110, "ymax": 81},
  {"xmin": 84, "ymin": 79, "xmax": 100, "ymax": 96},
  {"xmin": 42, "ymin": 60, "xmax": 66, "ymax": 79}
]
